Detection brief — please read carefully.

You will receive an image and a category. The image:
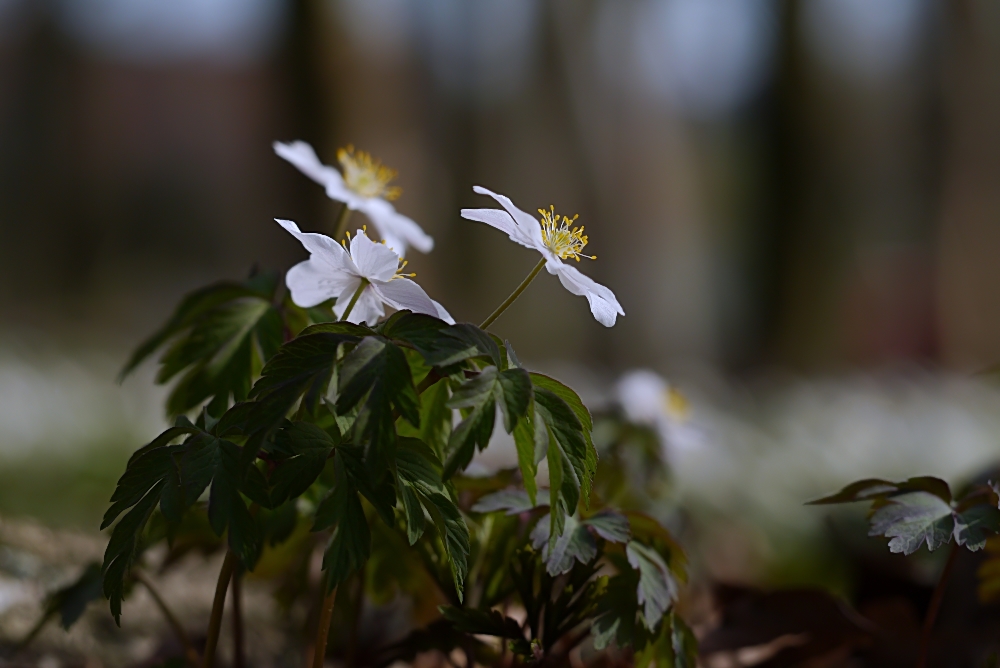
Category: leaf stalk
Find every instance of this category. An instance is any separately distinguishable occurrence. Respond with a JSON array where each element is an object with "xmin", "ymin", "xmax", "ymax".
[{"xmin": 202, "ymin": 550, "xmax": 238, "ymax": 668}]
